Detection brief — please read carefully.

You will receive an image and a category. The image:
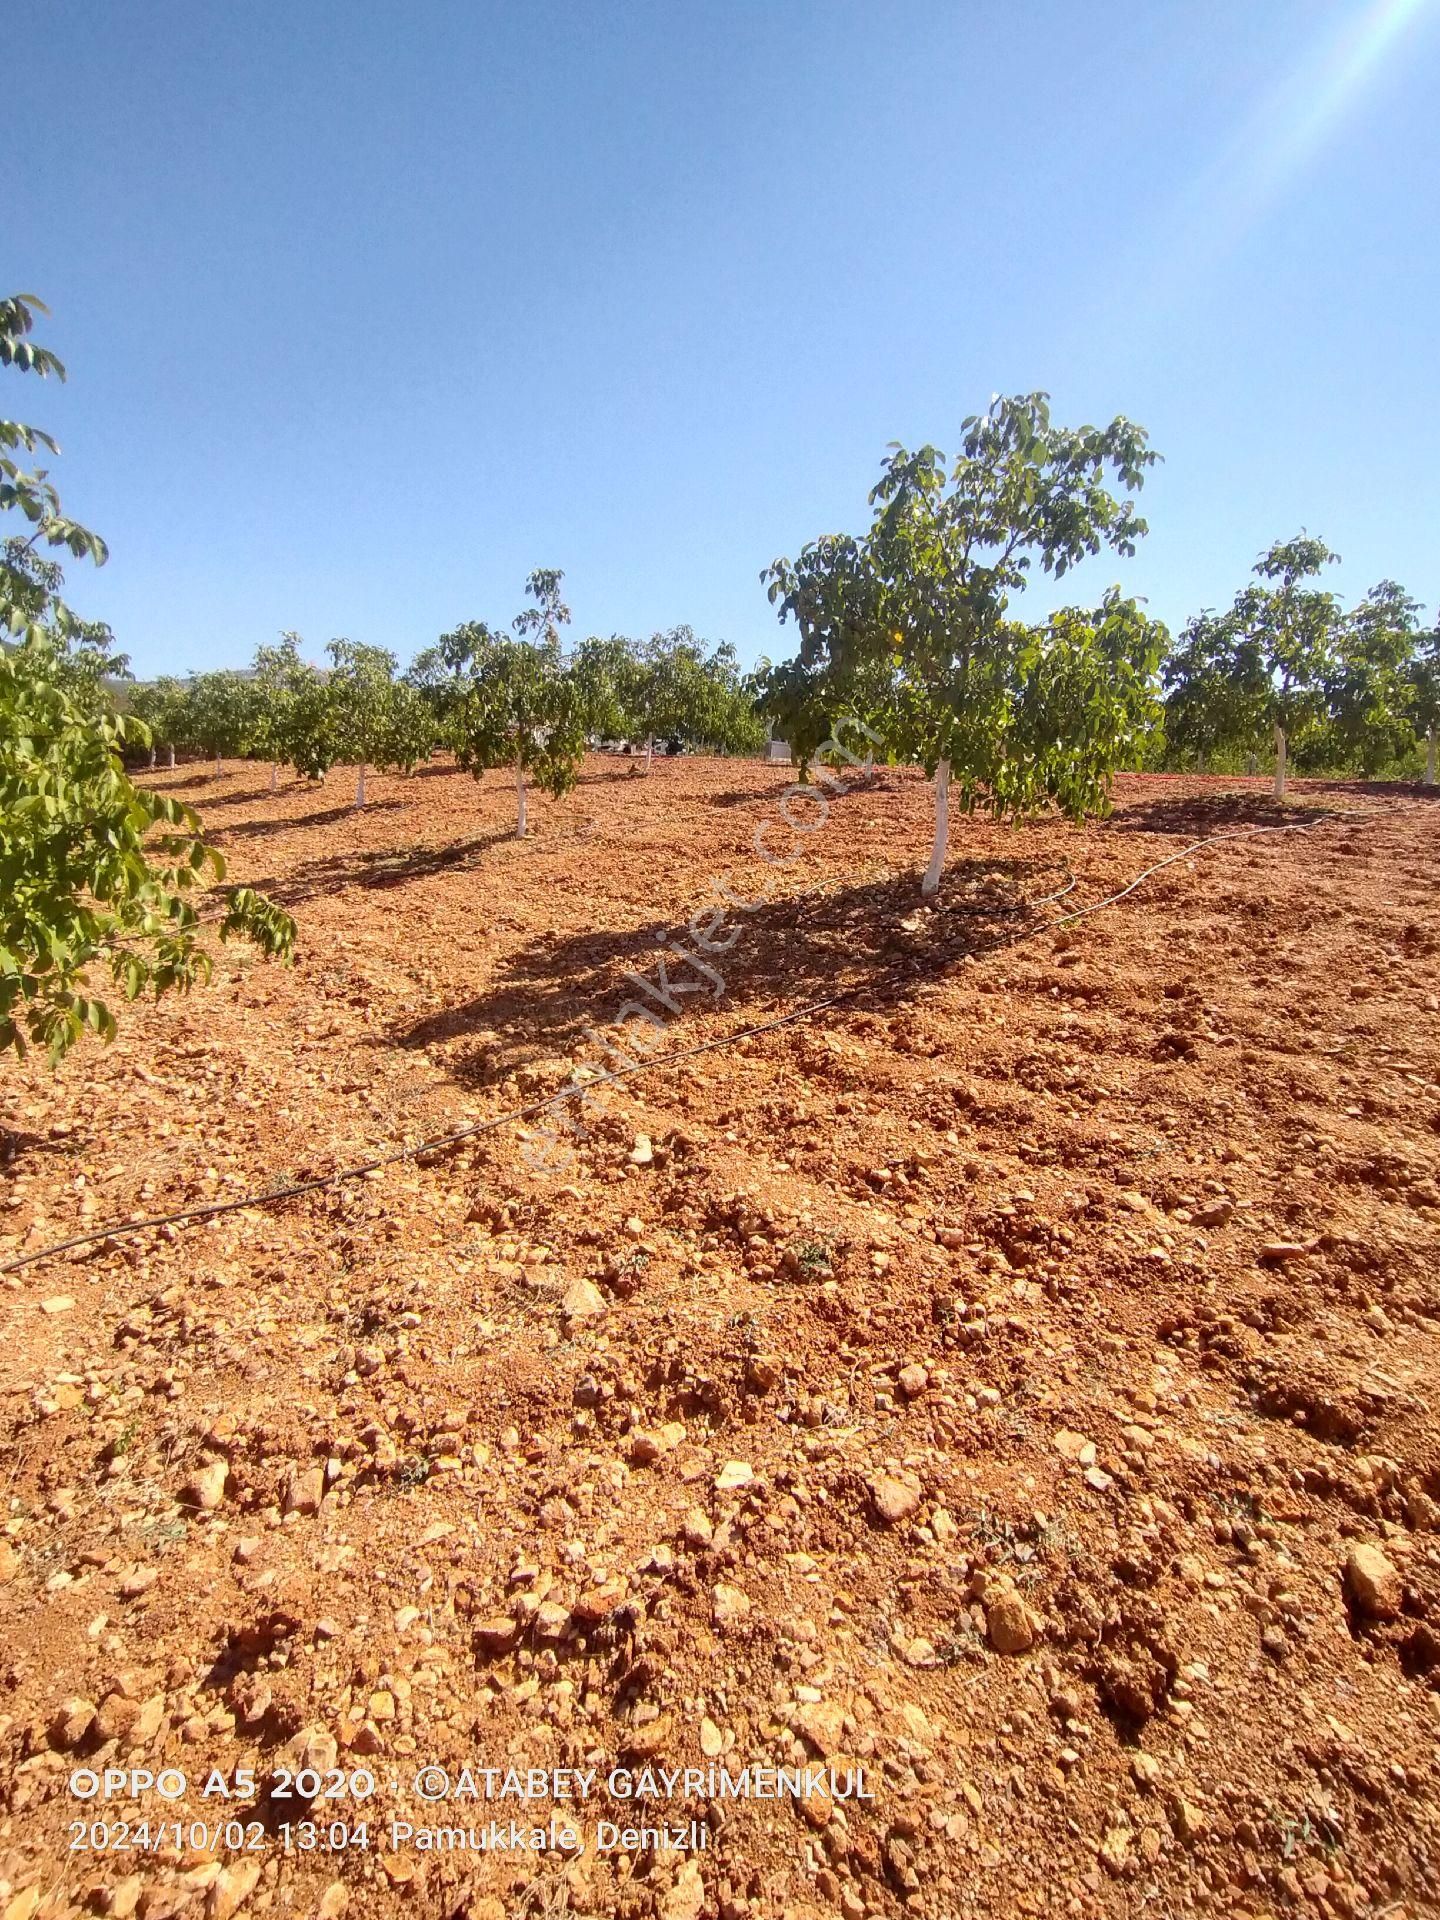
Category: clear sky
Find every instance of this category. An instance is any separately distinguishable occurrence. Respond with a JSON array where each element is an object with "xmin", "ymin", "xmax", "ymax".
[{"xmin": 10, "ymin": 0, "xmax": 1438, "ymax": 679}]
